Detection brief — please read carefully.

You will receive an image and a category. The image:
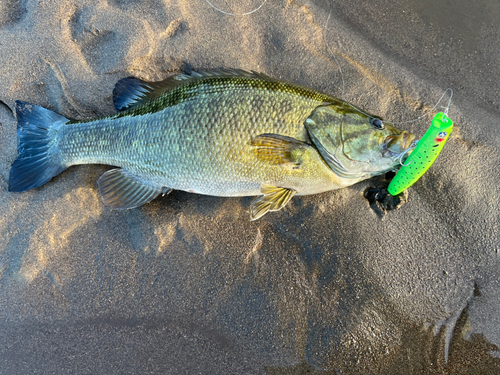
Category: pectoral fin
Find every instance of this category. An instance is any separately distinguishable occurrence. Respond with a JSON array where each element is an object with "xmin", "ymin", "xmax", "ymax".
[
  {"xmin": 250, "ymin": 134, "xmax": 310, "ymax": 167},
  {"xmin": 250, "ymin": 185, "xmax": 296, "ymax": 220},
  {"xmin": 97, "ymin": 168, "xmax": 172, "ymax": 209}
]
